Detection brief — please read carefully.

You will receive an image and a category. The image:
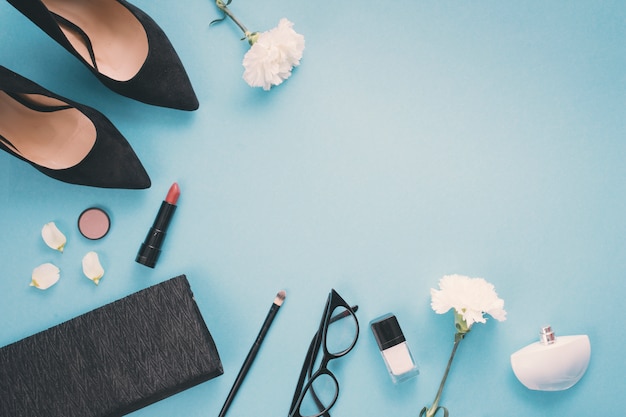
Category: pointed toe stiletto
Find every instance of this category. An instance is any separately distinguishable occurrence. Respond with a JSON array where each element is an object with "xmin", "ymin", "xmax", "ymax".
[
  {"xmin": 7, "ymin": 0, "xmax": 199, "ymax": 111},
  {"xmin": 0, "ymin": 66, "xmax": 151, "ymax": 189}
]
